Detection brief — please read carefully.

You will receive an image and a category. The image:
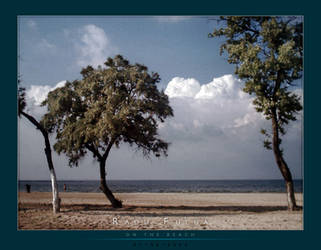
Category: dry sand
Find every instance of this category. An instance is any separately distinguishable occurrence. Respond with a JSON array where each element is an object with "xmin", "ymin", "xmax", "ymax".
[{"xmin": 18, "ymin": 192, "xmax": 303, "ymax": 230}]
